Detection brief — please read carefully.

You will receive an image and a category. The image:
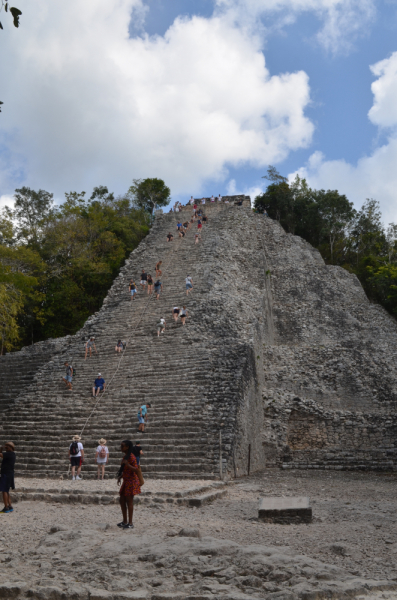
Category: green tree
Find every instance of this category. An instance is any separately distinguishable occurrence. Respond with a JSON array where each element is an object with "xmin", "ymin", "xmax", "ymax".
[
  {"xmin": 9, "ymin": 187, "xmax": 54, "ymax": 247},
  {"xmin": 0, "ymin": 283, "xmax": 23, "ymax": 353},
  {"xmin": 314, "ymin": 189, "xmax": 356, "ymax": 262},
  {"xmin": 128, "ymin": 178, "xmax": 171, "ymax": 216}
]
